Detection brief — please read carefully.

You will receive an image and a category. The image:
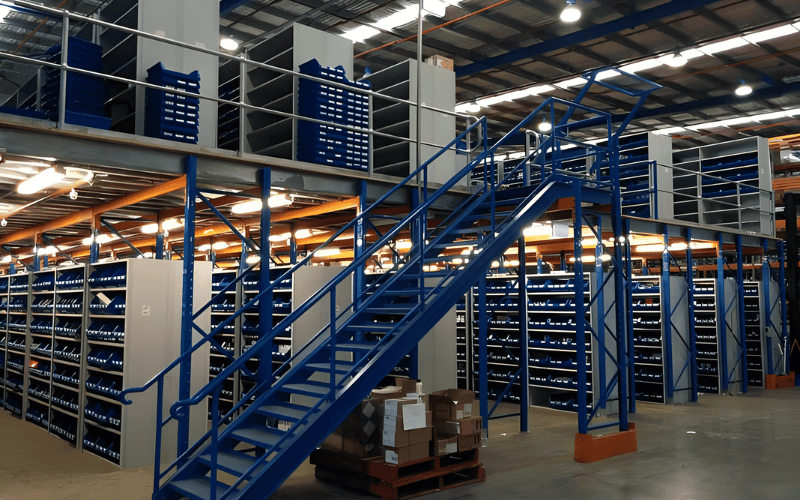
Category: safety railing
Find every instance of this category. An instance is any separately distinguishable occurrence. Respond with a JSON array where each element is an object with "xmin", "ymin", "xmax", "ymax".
[{"xmin": 0, "ymin": 0, "xmax": 481, "ymax": 175}]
